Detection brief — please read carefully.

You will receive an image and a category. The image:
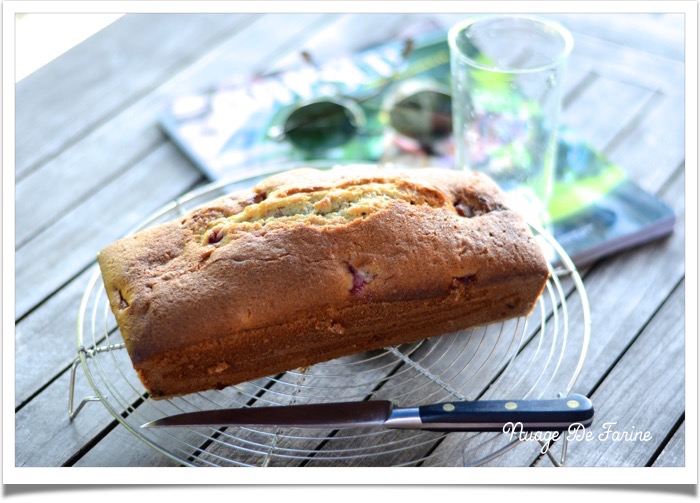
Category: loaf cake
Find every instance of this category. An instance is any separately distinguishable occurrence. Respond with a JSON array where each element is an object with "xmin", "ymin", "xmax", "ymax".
[{"xmin": 97, "ymin": 167, "xmax": 549, "ymax": 399}]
